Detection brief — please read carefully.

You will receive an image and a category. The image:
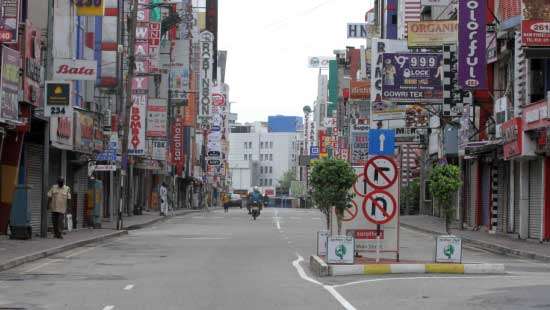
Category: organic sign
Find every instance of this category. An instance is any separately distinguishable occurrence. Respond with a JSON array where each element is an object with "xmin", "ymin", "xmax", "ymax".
[
  {"xmin": 458, "ymin": 0, "xmax": 487, "ymax": 89},
  {"xmin": 407, "ymin": 20, "xmax": 458, "ymax": 47},
  {"xmin": 381, "ymin": 52, "xmax": 443, "ymax": 103},
  {"xmin": 0, "ymin": 46, "xmax": 20, "ymax": 122}
]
